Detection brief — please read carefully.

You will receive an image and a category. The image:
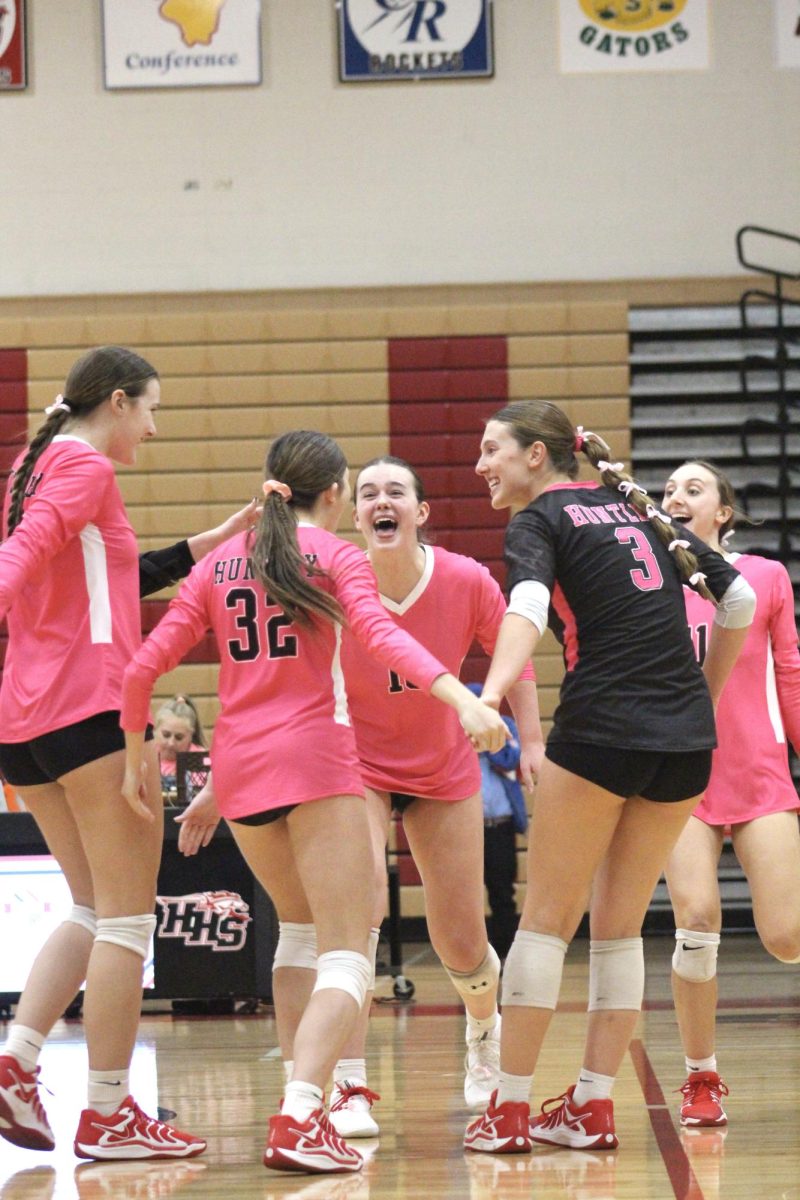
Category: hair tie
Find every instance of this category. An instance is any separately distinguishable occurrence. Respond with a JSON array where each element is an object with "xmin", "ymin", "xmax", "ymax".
[
  {"xmin": 645, "ymin": 503, "xmax": 670, "ymax": 523},
  {"xmin": 597, "ymin": 460, "xmax": 624, "ymax": 474},
  {"xmin": 44, "ymin": 394, "xmax": 71, "ymax": 416},
  {"xmin": 668, "ymin": 538, "xmax": 691, "ymax": 552},
  {"xmin": 689, "ymin": 571, "xmax": 707, "ymax": 588},
  {"xmin": 574, "ymin": 425, "xmax": 585, "ymax": 452},
  {"xmin": 617, "ymin": 479, "xmax": 647, "ymax": 499},
  {"xmin": 263, "ymin": 479, "xmax": 292, "ymax": 501}
]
